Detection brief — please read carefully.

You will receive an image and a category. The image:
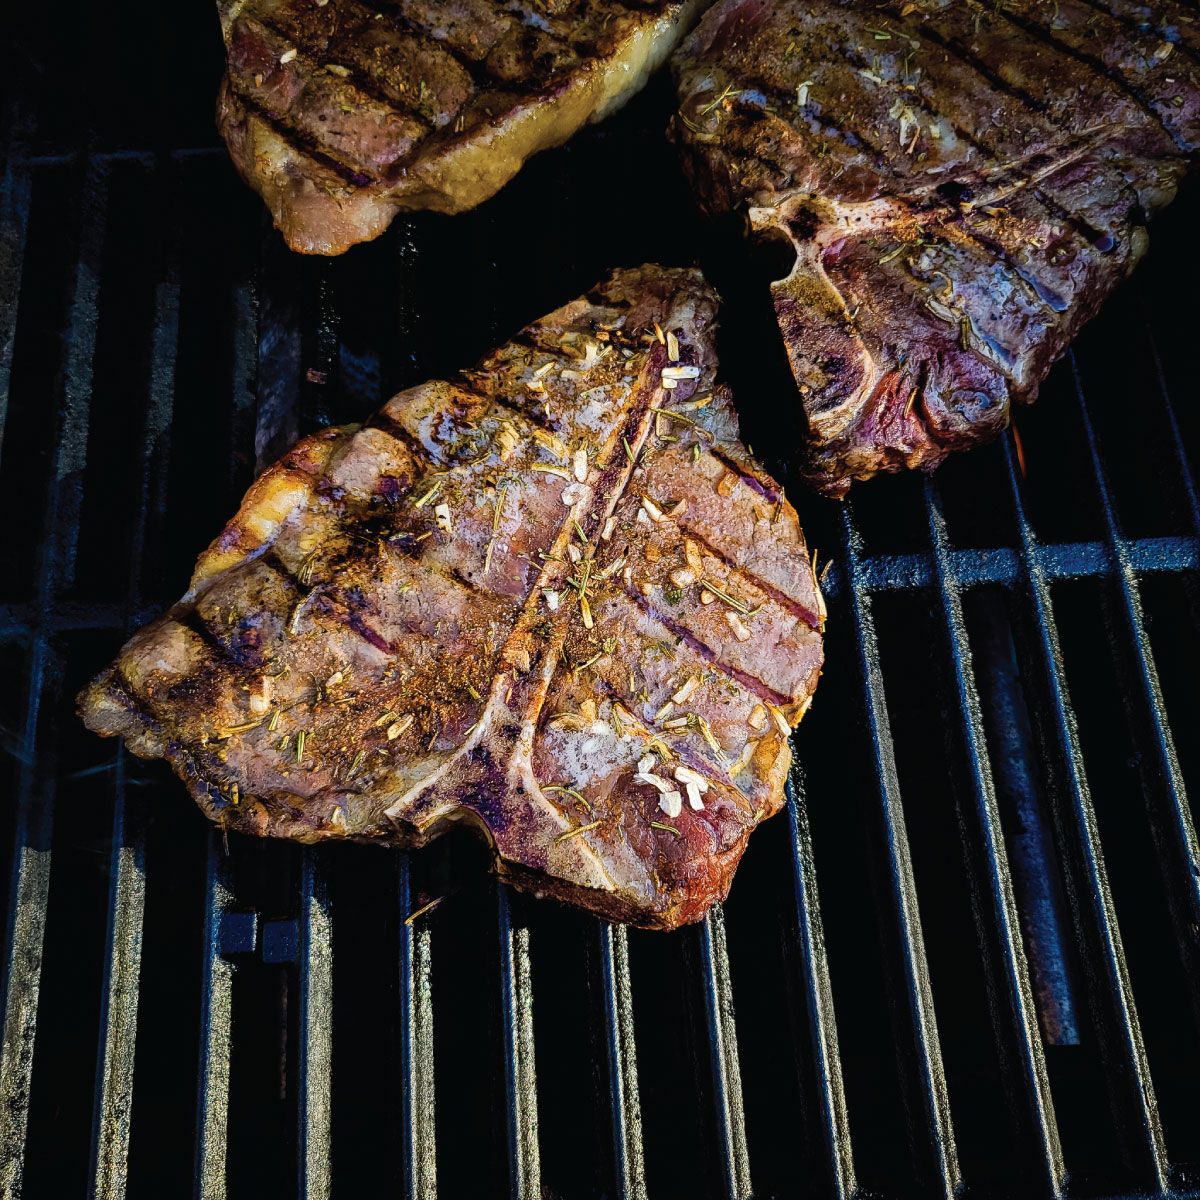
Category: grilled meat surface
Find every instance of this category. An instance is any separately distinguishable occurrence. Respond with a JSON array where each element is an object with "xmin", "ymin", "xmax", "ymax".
[
  {"xmin": 672, "ymin": 0, "xmax": 1200, "ymax": 496},
  {"xmin": 80, "ymin": 267, "xmax": 824, "ymax": 930},
  {"xmin": 217, "ymin": 0, "xmax": 708, "ymax": 253}
]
